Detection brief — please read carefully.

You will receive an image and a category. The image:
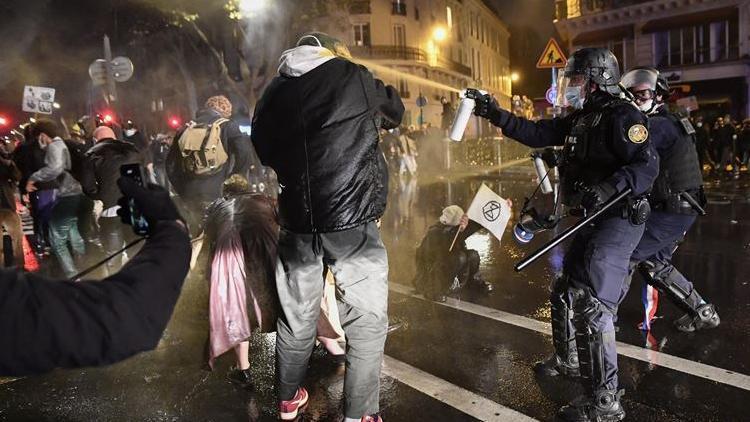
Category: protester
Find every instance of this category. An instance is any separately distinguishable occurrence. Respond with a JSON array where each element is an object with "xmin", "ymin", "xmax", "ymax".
[
  {"xmin": 26, "ymin": 119, "xmax": 86, "ymax": 278},
  {"xmin": 204, "ymin": 174, "xmax": 346, "ymax": 388},
  {"xmin": 80, "ymin": 125, "xmax": 143, "ymax": 275},
  {"xmin": 0, "ymin": 178, "xmax": 191, "ymax": 376},
  {"xmin": 737, "ymin": 118, "xmax": 750, "ymax": 169},
  {"xmin": 66, "ymin": 119, "xmax": 98, "ymax": 244},
  {"xmin": 713, "ymin": 116, "xmax": 736, "ymax": 172},
  {"xmin": 14, "ymin": 123, "xmax": 52, "ymax": 256},
  {"xmin": 150, "ymin": 133, "xmax": 172, "ymax": 188},
  {"xmin": 123, "ymin": 119, "xmax": 152, "ymax": 166},
  {"xmin": 167, "ymin": 95, "xmax": 254, "ymax": 235},
  {"xmin": 693, "ymin": 115, "xmax": 712, "ymax": 170},
  {"xmin": 413, "ymin": 205, "xmax": 495, "ymax": 302},
  {"xmin": 397, "ymin": 126, "xmax": 418, "ymax": 177},
  {"xmin": 440, "ymin": 96, "xmax": 455, "ymax": 135},
  {"xmin": 252, "ymin": 32, "xmax": 404, "ymax": 422},
  {"xmin": 380, "ymin": 129, "xmax": 401, "ymax": 175},
  {"xmin": 0, "ymin": 139, "xmax": 24, "ymax": 267}
]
